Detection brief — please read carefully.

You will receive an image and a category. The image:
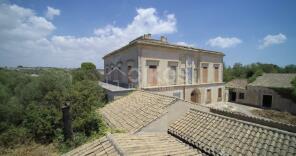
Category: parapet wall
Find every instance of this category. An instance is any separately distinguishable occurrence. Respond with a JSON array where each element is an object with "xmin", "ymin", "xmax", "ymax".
[{"xmin": 210, "ymin": 108, "xmax": 296, "ymax": 133}]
